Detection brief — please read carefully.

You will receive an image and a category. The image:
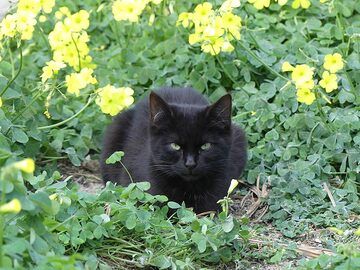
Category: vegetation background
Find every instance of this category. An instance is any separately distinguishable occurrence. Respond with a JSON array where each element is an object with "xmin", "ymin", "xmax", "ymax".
[{"xmin": 0, "ymin": 0, "xmax": 359, "ymax": 269}]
